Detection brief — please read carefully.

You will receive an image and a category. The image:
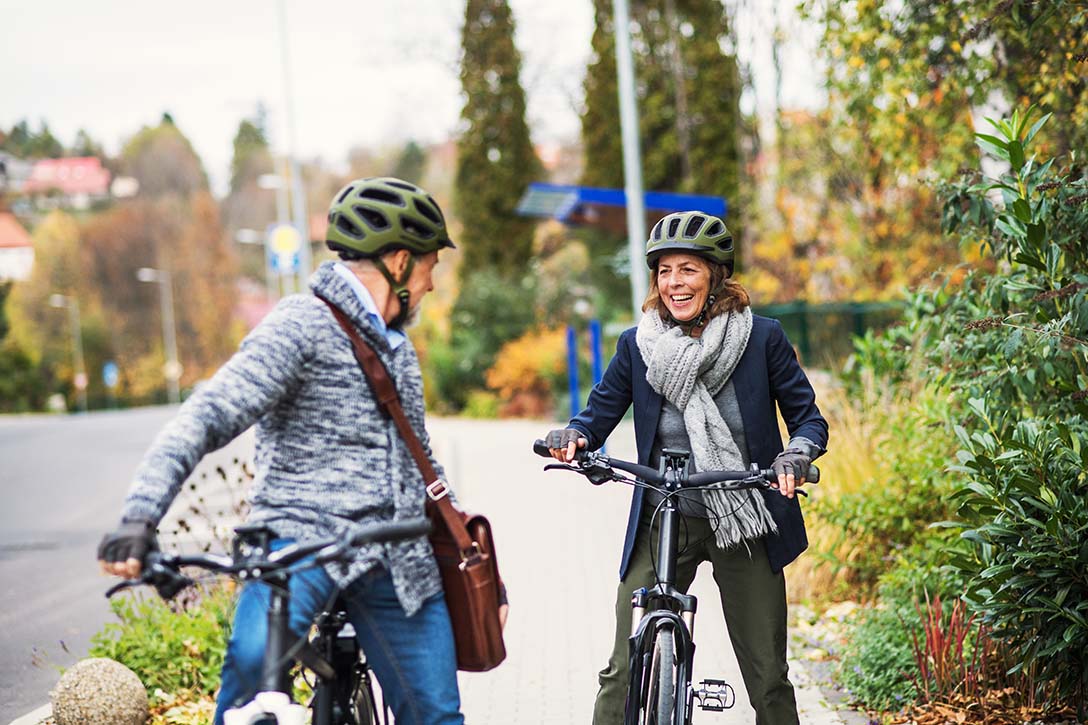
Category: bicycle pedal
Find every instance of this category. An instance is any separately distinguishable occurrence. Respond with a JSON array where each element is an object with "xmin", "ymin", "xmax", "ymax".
[{"xmin": 693, "ymin": 679, "xmax": 735, "ymax": 712}]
